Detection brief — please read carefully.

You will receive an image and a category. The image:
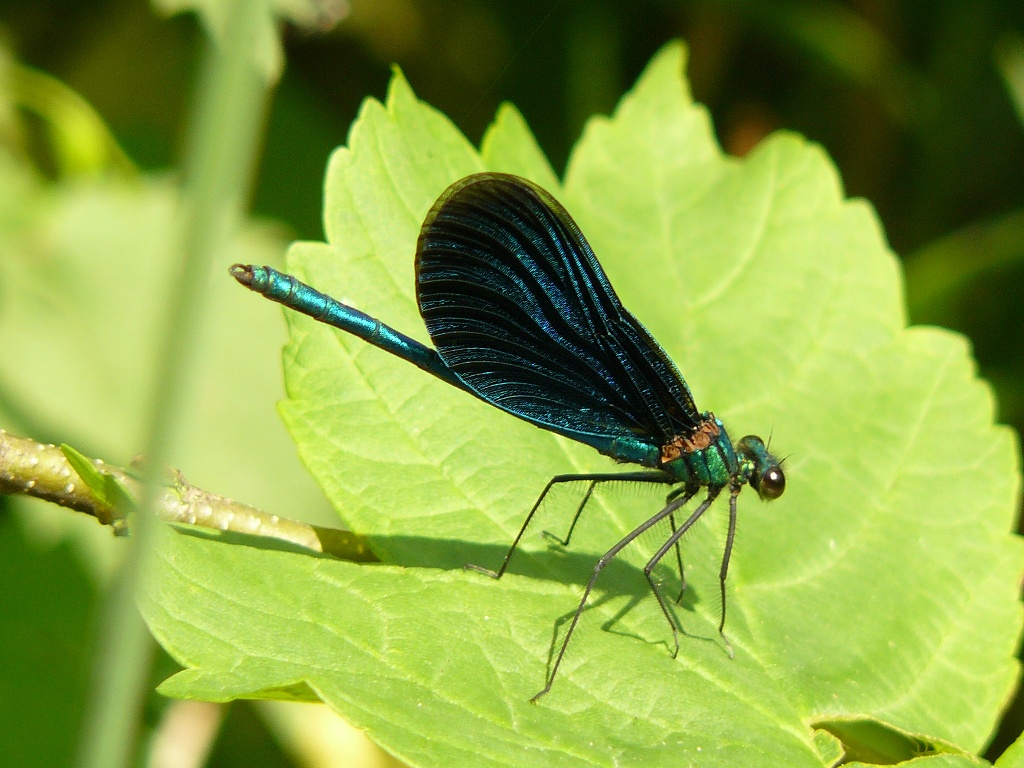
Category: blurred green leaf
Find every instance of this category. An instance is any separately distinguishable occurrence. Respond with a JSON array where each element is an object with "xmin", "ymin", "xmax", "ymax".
[
  {"xmin": 6, "ymin": 60, "xmax": 135, "ymax": 177},
  {"xmin": 0, "ymin": 148, "xmax": 333, "ymax": 528},
  {"xmin": 142, "ymin": 42, "xmax": 1021, "ymax": 766},
  {"xmin": 996, "ymin": 34, "xmax": 1024, "ymax": 129},
  {"xmin": 0, "ymin": 515, "xmax": 98, "ymax": 768},
  {"xmin": 905, "ymin": 209, "xmax": 1024, "ymax": 322}
]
